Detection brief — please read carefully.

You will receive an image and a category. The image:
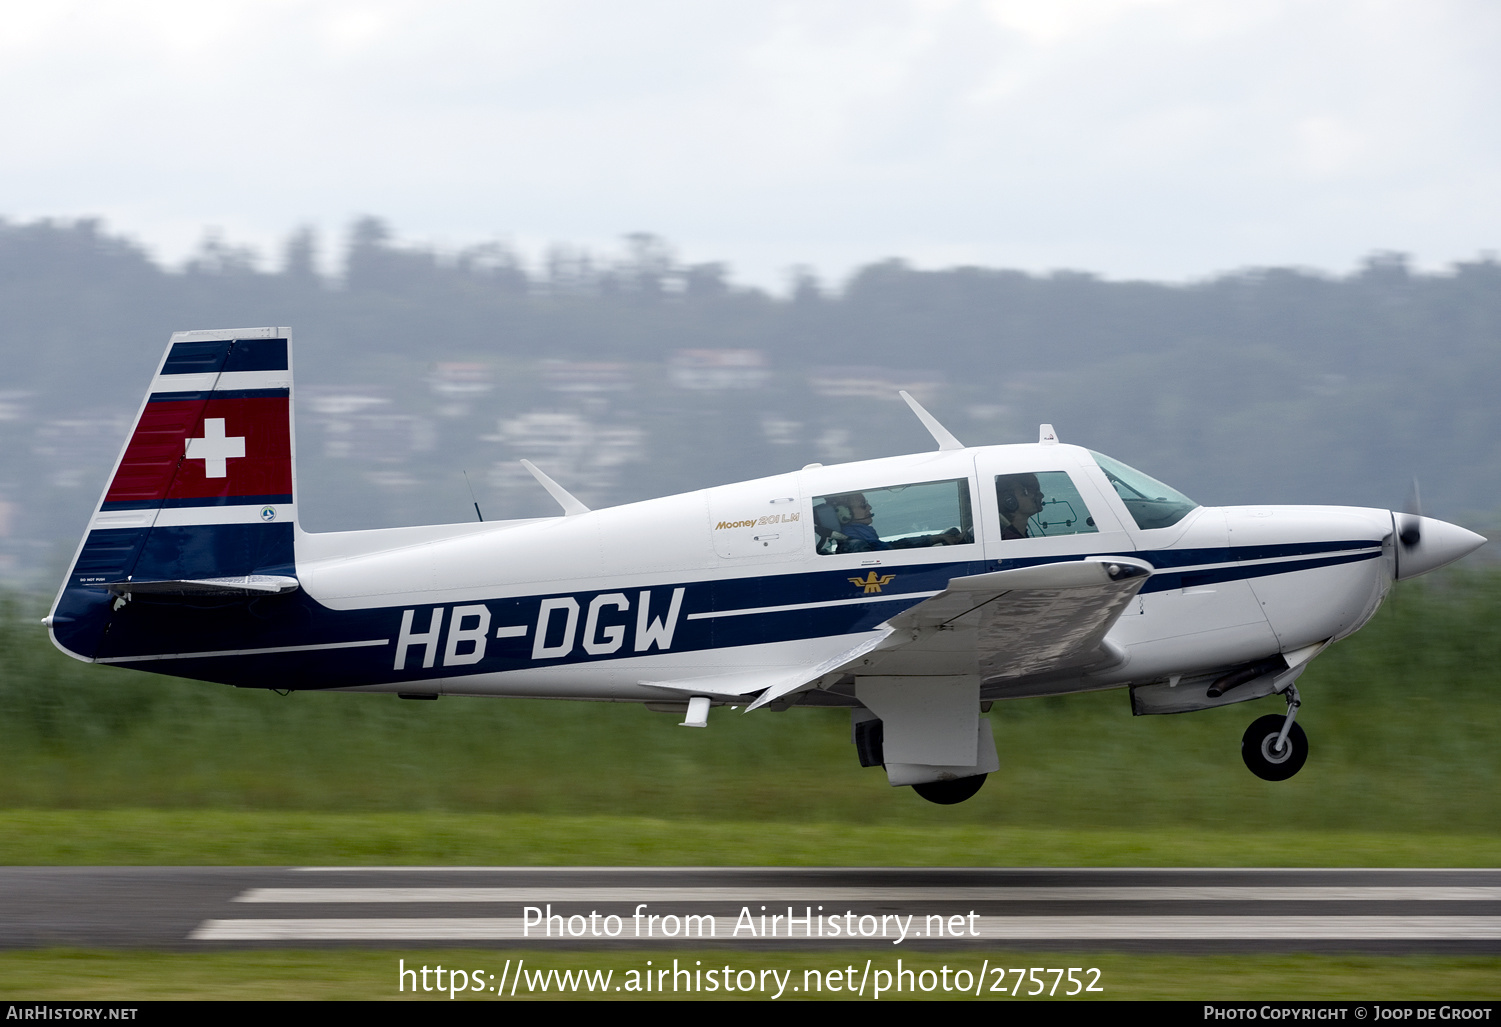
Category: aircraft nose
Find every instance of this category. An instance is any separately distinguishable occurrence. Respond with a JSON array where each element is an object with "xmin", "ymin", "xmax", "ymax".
[{"xmin": 1393, "ymin": 514, "xmax": 1488, "ymax": 581}]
